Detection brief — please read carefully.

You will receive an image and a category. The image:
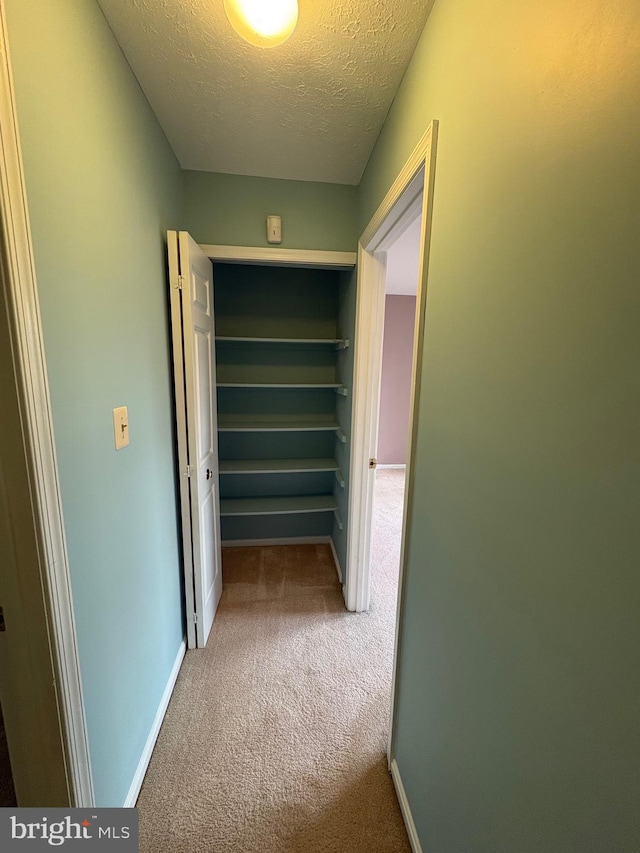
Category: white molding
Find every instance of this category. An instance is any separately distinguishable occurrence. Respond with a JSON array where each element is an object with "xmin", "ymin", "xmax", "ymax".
[
  {"xmin": 124, "ymin": 641, "xmax": 186, "ymax": 808},
  {"xmin": 328, "ymin": 537, "xmax": 343, "ymax": 584},
  {"xmin": 221, "ymin": 536, "xmax": 332, "ymax": 548},
  {"xmin": 199, "ymin": 245, "xmax": 356, "ymax": 269},
  {"xmin": 377, "ymin": 464, "xmax": 407, "ymax": 470},
  {"xmin": 360, "ymin": 123, "xmax": 436, "ymax": 250},
  {"xmin": 390, "ymin": 760, "xmax": 424, "ymax": 853},
  {"xmin": 375, "ymin": 187, "xmax": 424, "ymax": 255},
  {"xmin": 345, "ymin": 122, "xmax": 439, "ymax": 758},
  {"xmin": 387, "ymin": 123, "xmax": 439, "ymax": 767},
  {"xmin": 0, "ymin": 9, "xmax": 94, "ymax": 806}
]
